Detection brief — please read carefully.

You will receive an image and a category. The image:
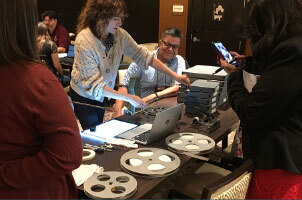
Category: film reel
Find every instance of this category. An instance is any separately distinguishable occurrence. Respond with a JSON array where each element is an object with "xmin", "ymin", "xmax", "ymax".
[
  {"xmin": 84, "ymin": 171, "xmax": 137, "ymax": 199},
  {"xmin": 143, "ymin": 106, "xmax": 167, "ymax": 116},
  {"xmin": 82, "ymin": 149, "xmax": 96, "ymax": 161},
  {"xmin": 120, "ymin": 148, "xmax": 181, "ymax": 178},
  {"xmin": 165, "ymin": 132, "xmax": 215, "ymax": 155}
]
